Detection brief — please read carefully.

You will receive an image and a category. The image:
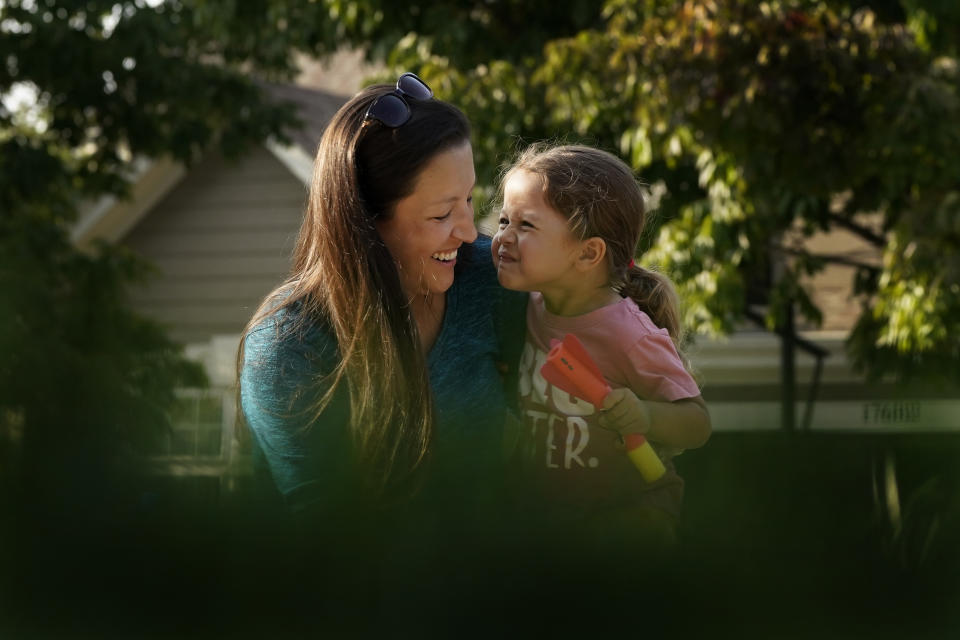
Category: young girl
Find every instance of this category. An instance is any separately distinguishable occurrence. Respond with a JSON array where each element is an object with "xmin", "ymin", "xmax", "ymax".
[{"xmin": 492, "ymin": 143, "xmax": 711, "ymax": 547}]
